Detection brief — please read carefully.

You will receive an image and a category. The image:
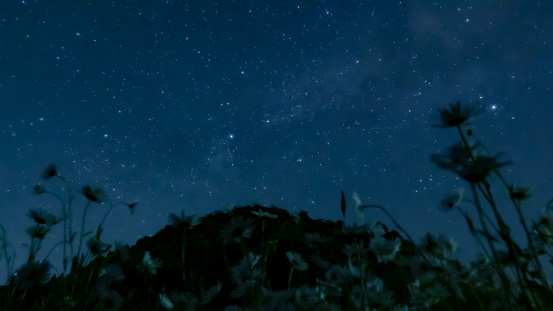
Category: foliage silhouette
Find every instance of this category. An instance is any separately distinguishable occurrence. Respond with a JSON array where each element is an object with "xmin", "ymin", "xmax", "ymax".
[{"xmin": 0, "ymin": 101, "xmax": 552, "ymax": 309}]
